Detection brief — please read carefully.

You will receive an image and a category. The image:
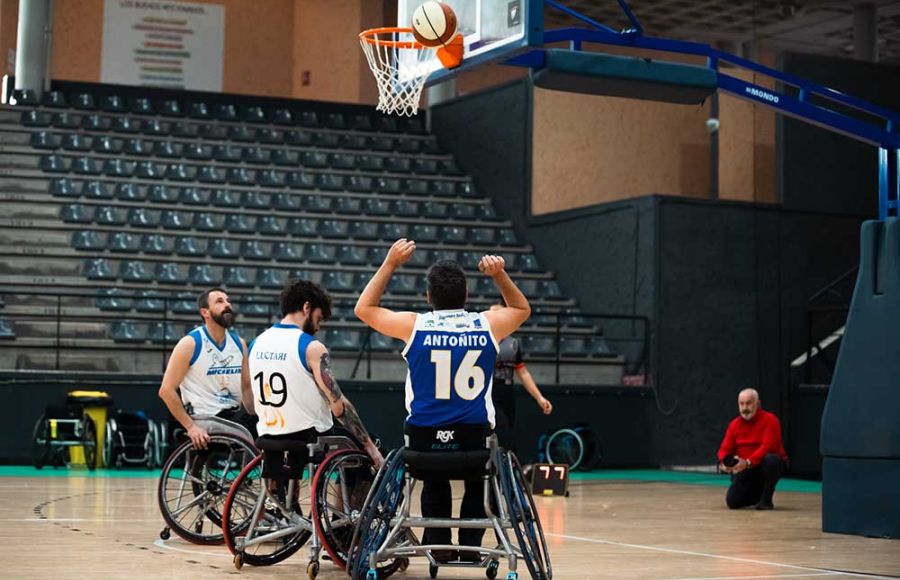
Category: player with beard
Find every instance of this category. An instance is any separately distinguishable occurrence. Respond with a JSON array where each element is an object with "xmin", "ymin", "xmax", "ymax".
[{"xmin": 158, "ymin": 287, "xmax": 255, "ymax": 448}]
